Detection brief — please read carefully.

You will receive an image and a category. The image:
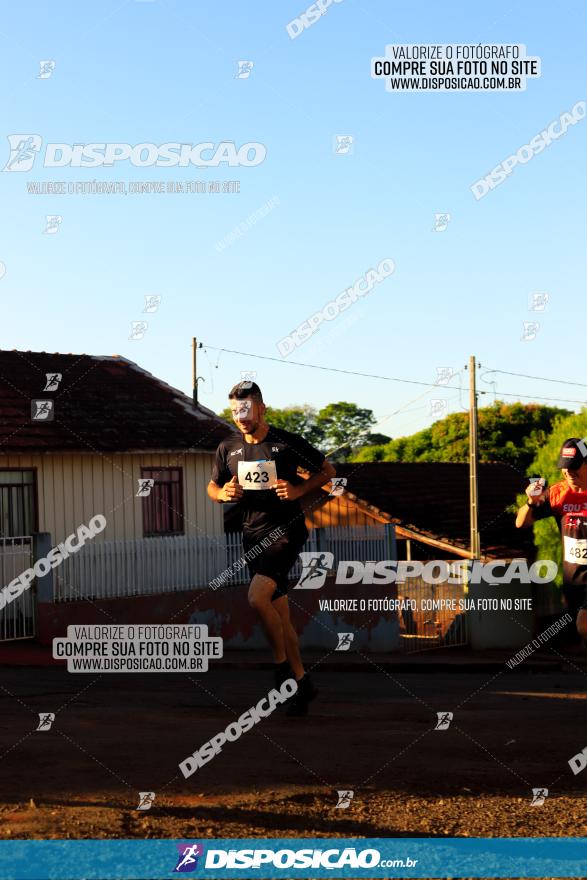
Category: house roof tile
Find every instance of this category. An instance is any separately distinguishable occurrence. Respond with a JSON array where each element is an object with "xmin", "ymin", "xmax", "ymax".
[{"xmin": 0, "ymin": 349, "xmax": 235, "ymax": 453}]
